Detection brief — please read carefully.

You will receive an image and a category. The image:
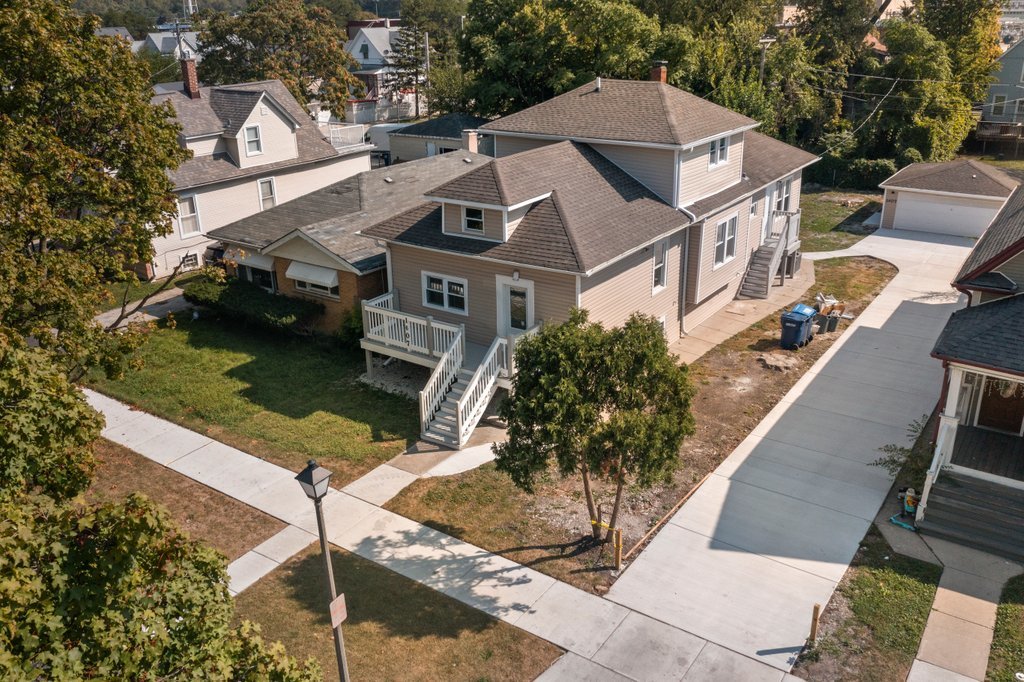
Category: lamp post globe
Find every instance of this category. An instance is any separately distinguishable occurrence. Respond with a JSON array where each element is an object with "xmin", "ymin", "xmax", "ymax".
[{"xmin": 296, "ymin": 459, "xmax": 332, "ymax": 501}]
